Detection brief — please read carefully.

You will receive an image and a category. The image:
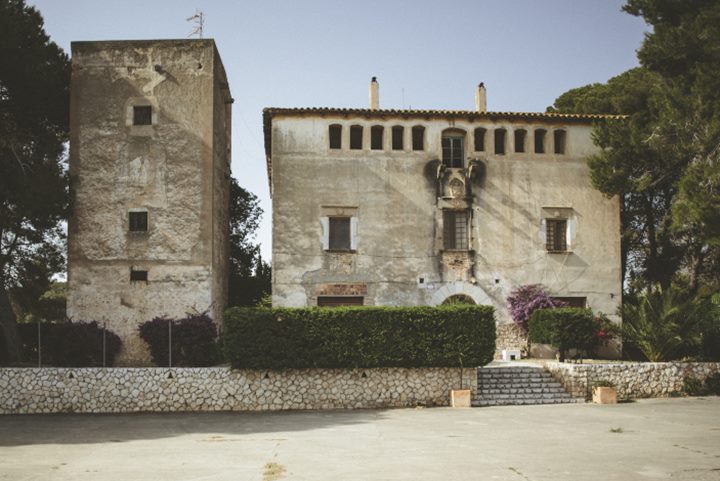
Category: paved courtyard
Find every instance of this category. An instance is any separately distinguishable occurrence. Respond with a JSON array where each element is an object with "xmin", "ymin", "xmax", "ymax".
[{"xmin": 1, "ymin": 397, "xmax": 719, "ymax": 481}]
